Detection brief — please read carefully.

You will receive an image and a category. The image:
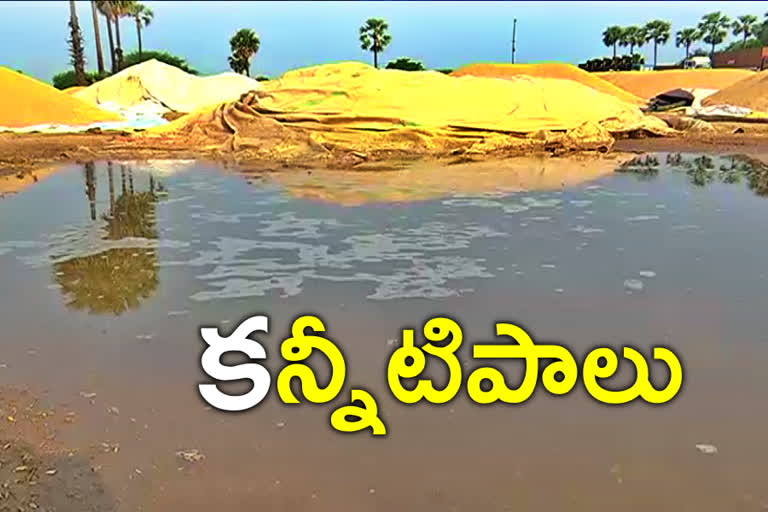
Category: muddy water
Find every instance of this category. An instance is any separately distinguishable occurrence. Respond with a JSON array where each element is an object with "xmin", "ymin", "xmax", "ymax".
[{"xmin": 1, "ymin": 154, "xmax": 767, "ymax": 511}]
